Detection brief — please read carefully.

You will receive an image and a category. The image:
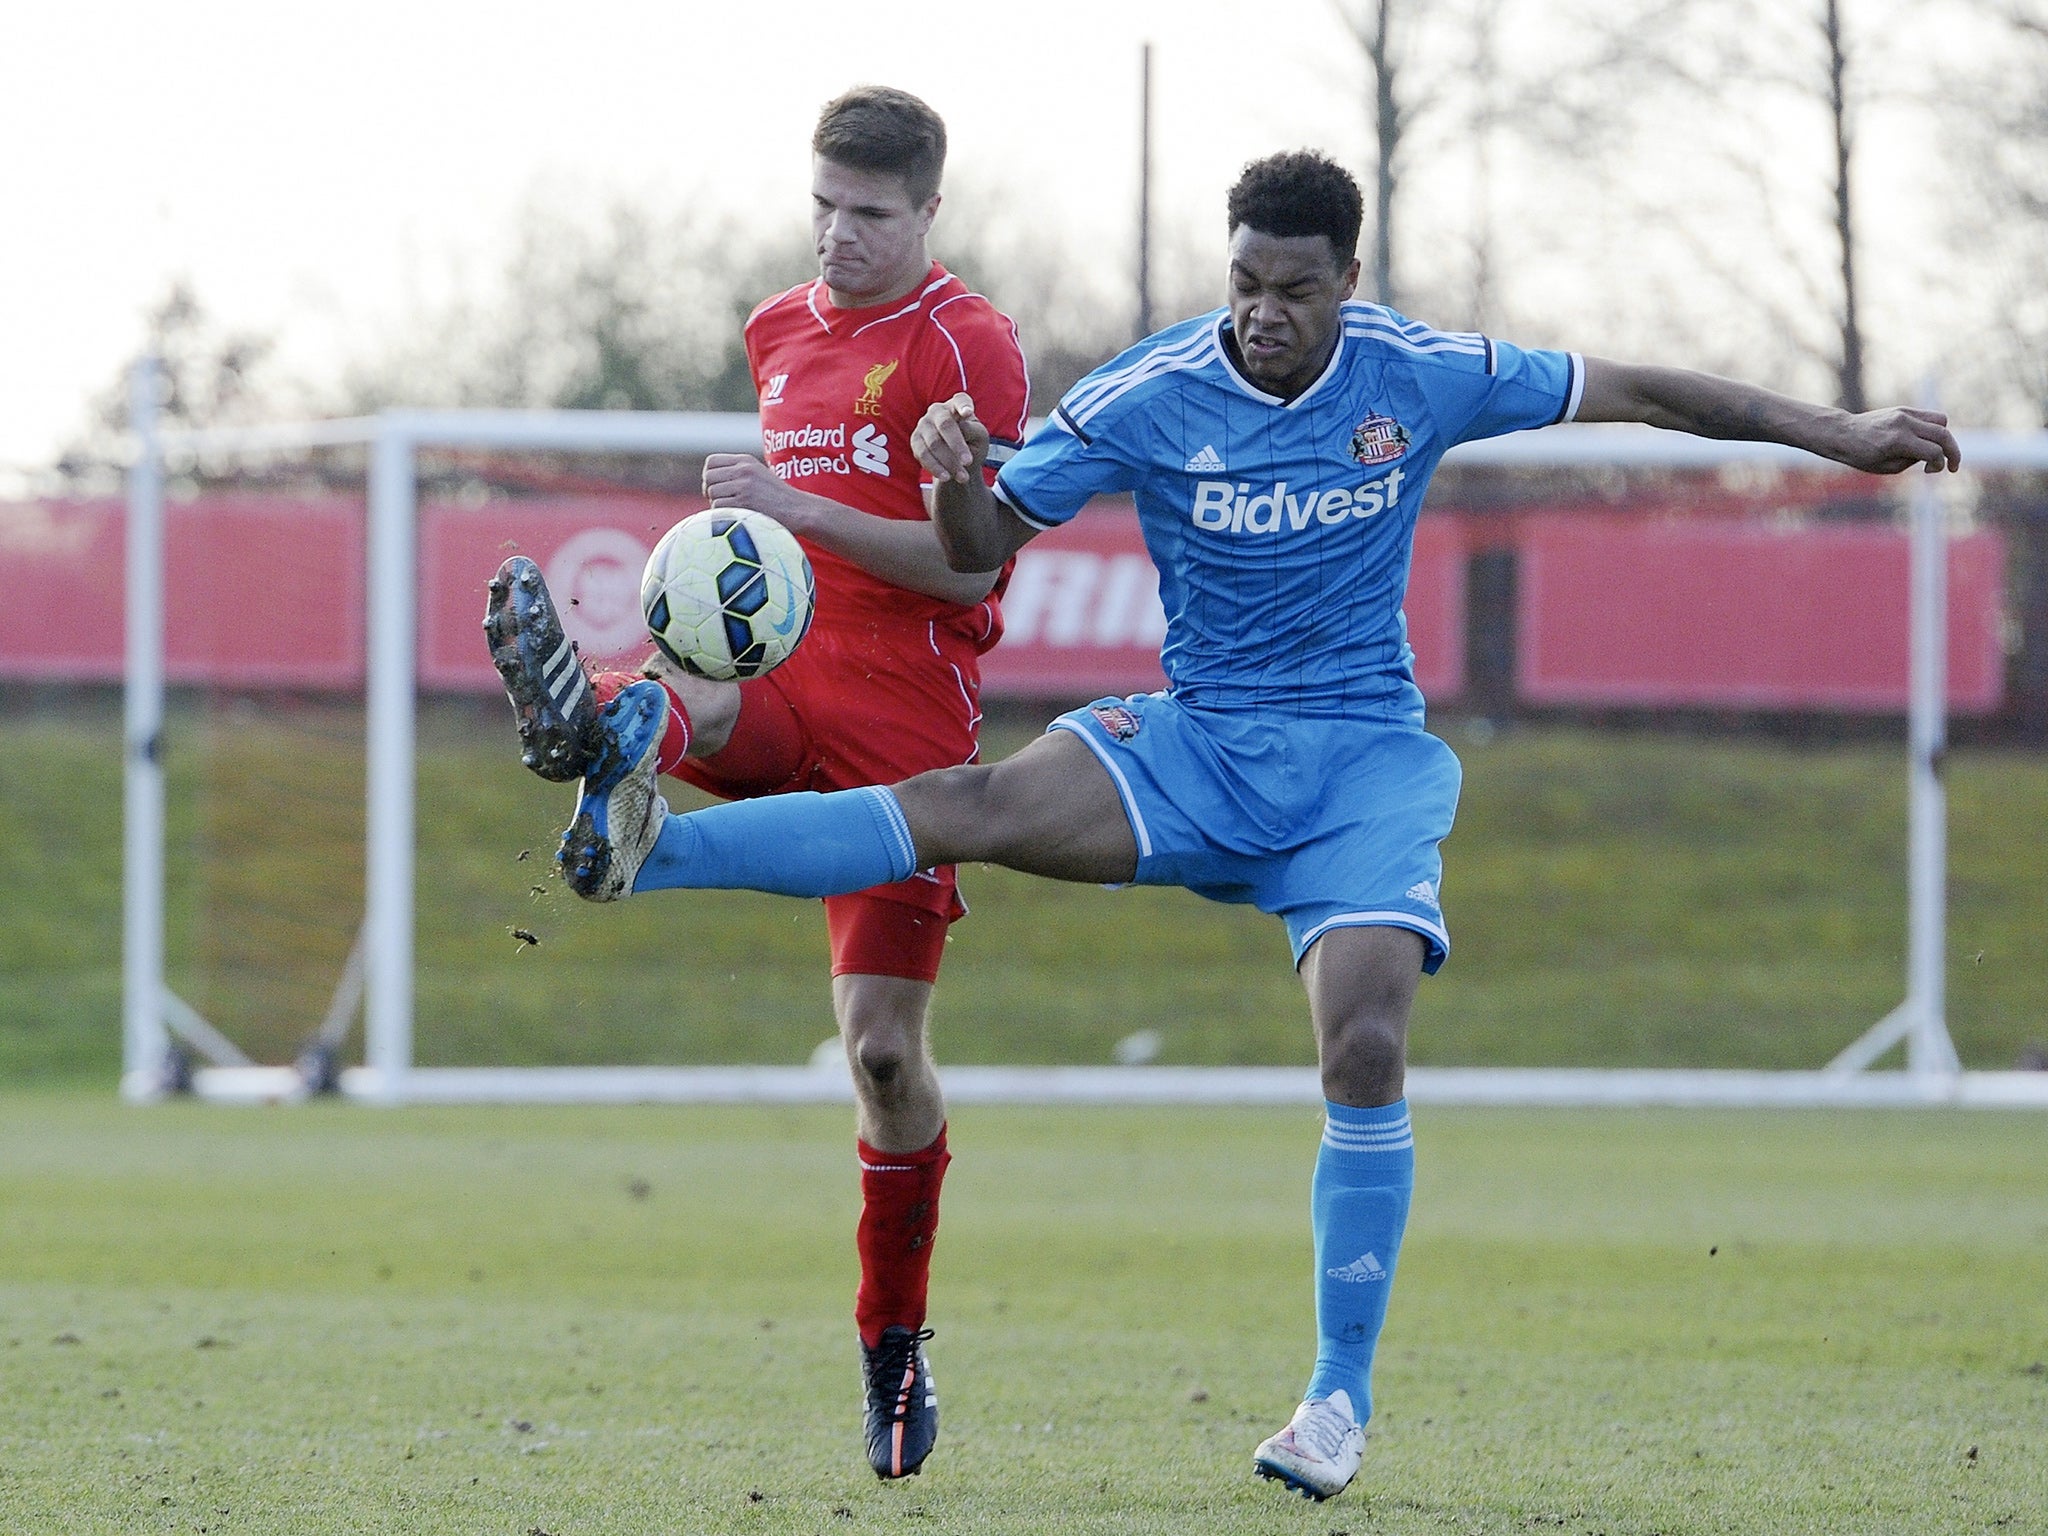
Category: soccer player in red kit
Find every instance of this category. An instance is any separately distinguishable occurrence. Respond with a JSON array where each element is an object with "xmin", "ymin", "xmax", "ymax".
[{"xmin": 484, "ymin": 86, "xmax": 1029, "ymax": 1480}]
